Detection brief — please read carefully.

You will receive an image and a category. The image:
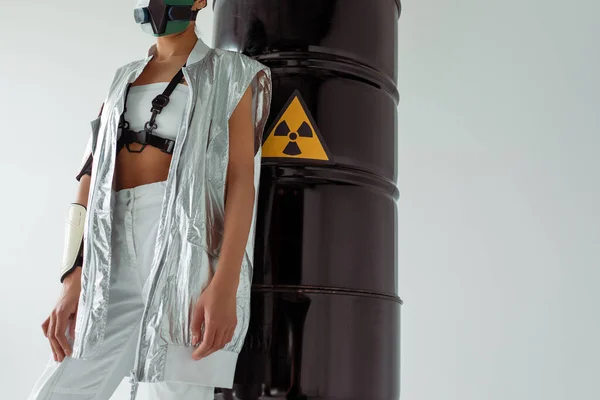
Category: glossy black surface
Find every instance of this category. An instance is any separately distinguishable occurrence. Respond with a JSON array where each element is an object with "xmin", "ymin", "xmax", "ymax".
[{"xmin": 214, "ymin": 1, "xmax": 401, "ymax": 399}]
